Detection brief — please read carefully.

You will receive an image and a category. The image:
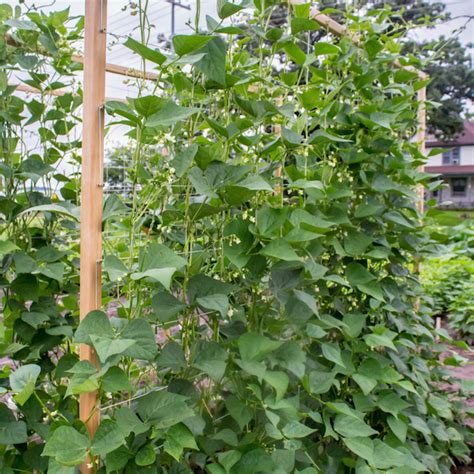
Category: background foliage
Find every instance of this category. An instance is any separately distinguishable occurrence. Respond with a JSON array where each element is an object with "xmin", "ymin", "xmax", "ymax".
[
  {"xmin": 422, "ymin": 212, "xmax": 474, "ymax": 340},
  {"xmin": 0, "ymin": 1, "xmax": 472, "ymax": 473}
]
